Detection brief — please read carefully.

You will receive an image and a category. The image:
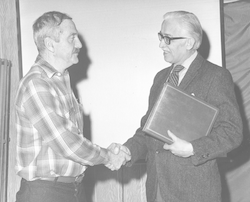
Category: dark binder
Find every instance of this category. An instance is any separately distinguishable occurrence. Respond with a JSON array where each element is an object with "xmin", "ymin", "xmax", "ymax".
[{"xmin": 143, "ymin": 84, "xmax": 218, "ymax": 144}]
